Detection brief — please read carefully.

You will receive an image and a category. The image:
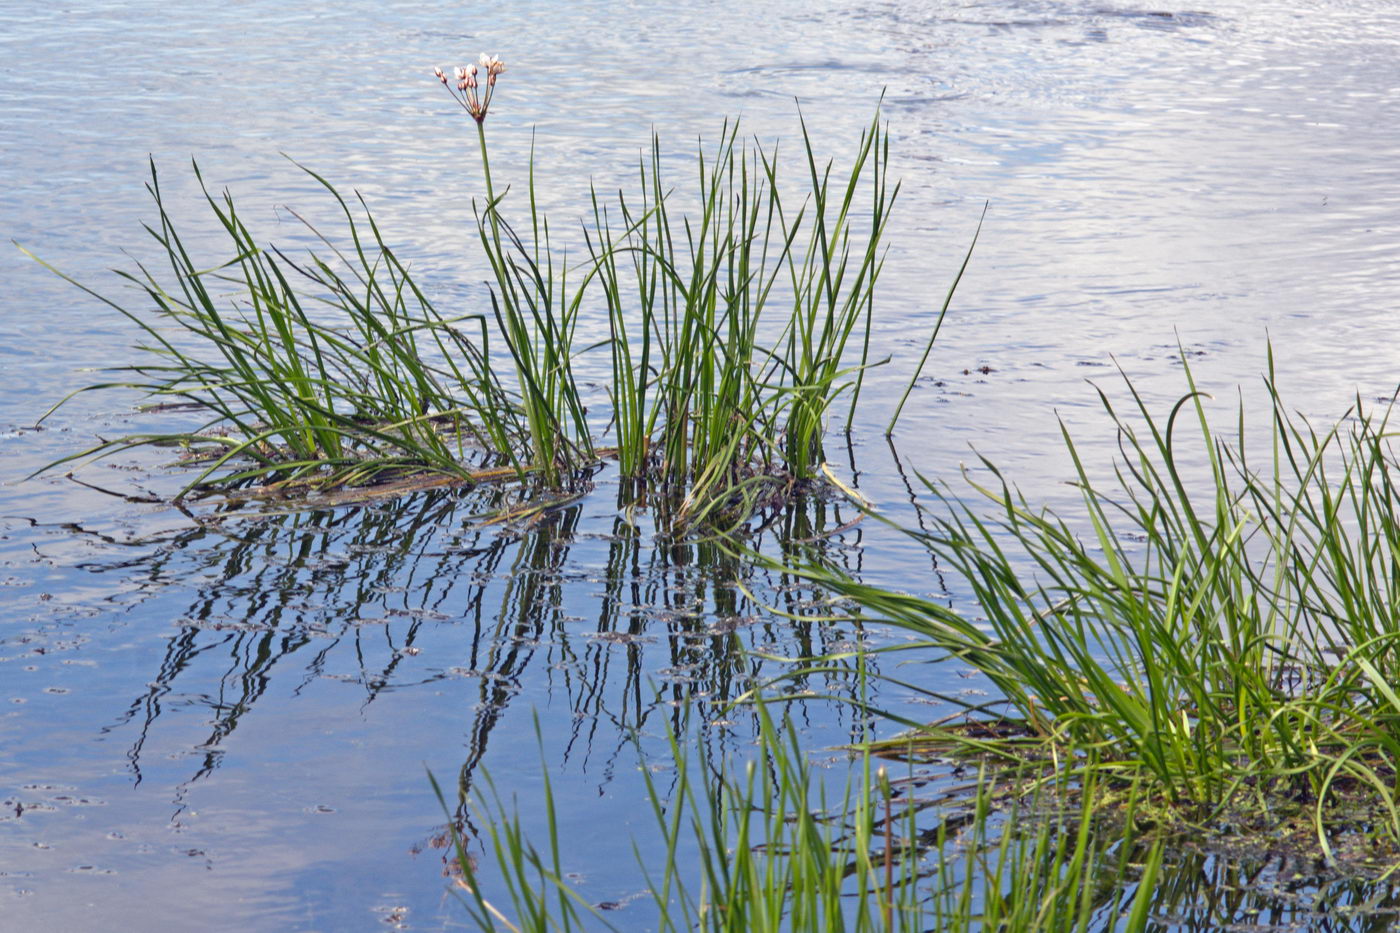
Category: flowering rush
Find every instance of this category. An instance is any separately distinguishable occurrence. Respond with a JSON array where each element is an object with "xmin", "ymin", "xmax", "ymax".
[{"xmin": 434, "ymin": 53, "xmax": 508, "ymax": 123}]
